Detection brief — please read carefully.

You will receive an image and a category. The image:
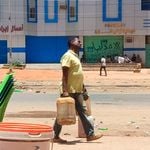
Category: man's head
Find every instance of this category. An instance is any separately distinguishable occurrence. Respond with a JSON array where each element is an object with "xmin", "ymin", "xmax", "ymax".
[{"xmin": 68, "ymin": 37, "xmax": 81, "ymax": 52}]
